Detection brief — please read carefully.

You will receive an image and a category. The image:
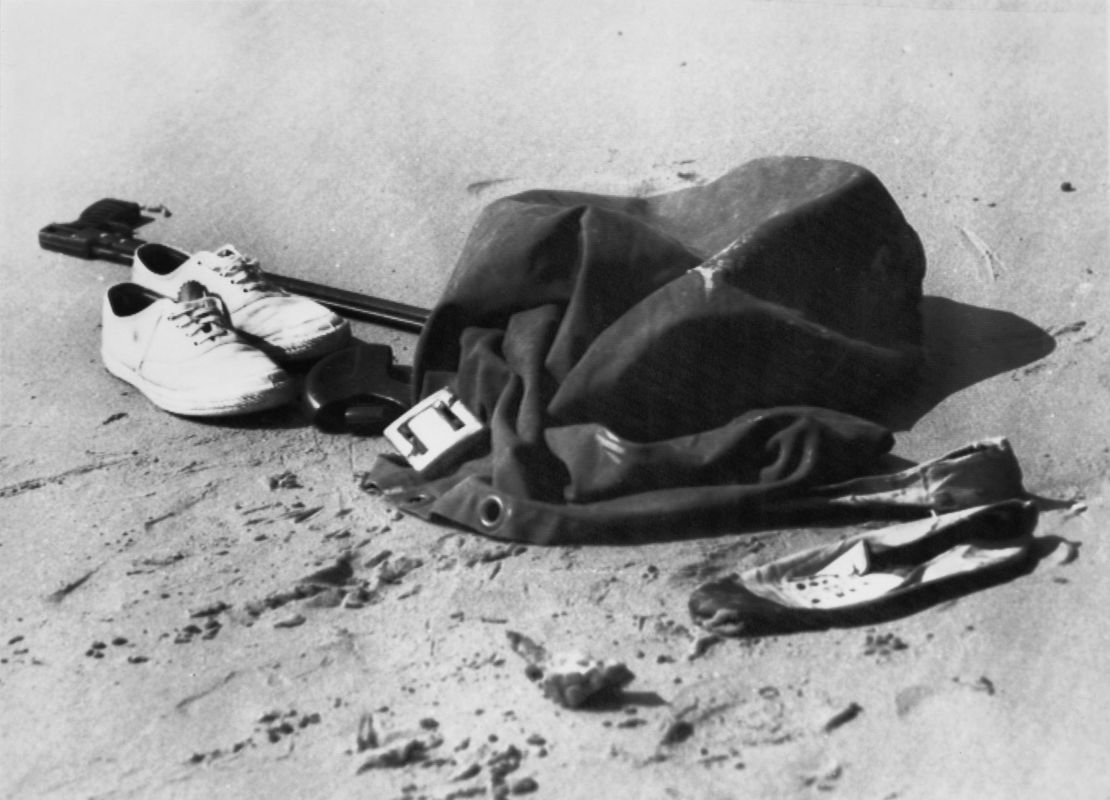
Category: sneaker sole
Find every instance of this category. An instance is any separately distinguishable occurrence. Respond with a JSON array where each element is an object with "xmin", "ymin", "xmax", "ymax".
[
  {"xmin": 689, "ymin": 500, "xmax": 1037, "ymax": 636},
  {"xmin": 103, "ymin": 351, "xmax": 294, "ymax": 417}
]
